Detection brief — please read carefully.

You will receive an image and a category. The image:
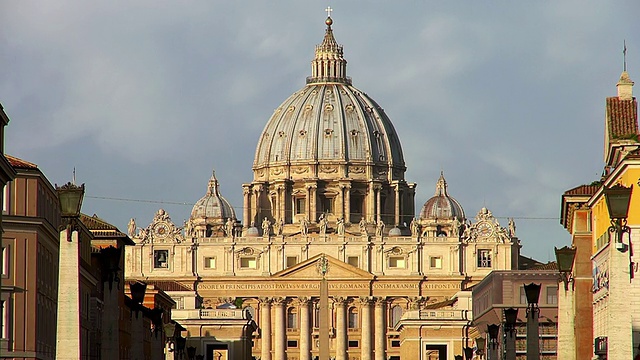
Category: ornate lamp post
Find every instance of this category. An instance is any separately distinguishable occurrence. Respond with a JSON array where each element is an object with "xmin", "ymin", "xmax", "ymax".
[
  {"xmin": 555, "ymin": 246, "xmax": 577, "ymax": 358},
  {"xmin": 504, "ymin": 308, "xmax": 518, "ymax": 360},
  {"xmin": 54, "ymin": 181, "xmax": 85, "ymax": 360},
  {"xmin": 555, "ymin": 246, "xmax": 577, "ymax": 290},
  {"xmin": 603, "ymin": 184, "xmax": 633, "ymax": 251},
  {"xmin": 165, "ymin": 322, "xmax": 177, "ymax": 358},
  {"xmin": 487, "ymin": 324, "xmax": 500, "ymax": 360},
  {"xmin": 524, "ymin": 283, "xmax": 541, "ymax": 360},
  {"xmin": 56, "ymin": 182, "xmax": 85, "ymax": 241}
]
